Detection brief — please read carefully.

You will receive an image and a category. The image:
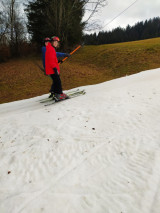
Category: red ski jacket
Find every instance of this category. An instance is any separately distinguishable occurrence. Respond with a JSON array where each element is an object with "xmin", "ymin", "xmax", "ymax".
[{"xmin": 45, "ymin": 43, "xmax": 60, "ymax": 75}]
